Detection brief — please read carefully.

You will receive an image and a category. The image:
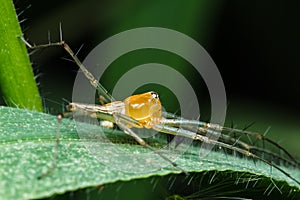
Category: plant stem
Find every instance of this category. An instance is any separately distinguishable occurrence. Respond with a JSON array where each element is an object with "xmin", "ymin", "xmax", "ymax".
[{"xmin": 0, "ymin": 0, "xmax": 43, "ymax": 112}]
